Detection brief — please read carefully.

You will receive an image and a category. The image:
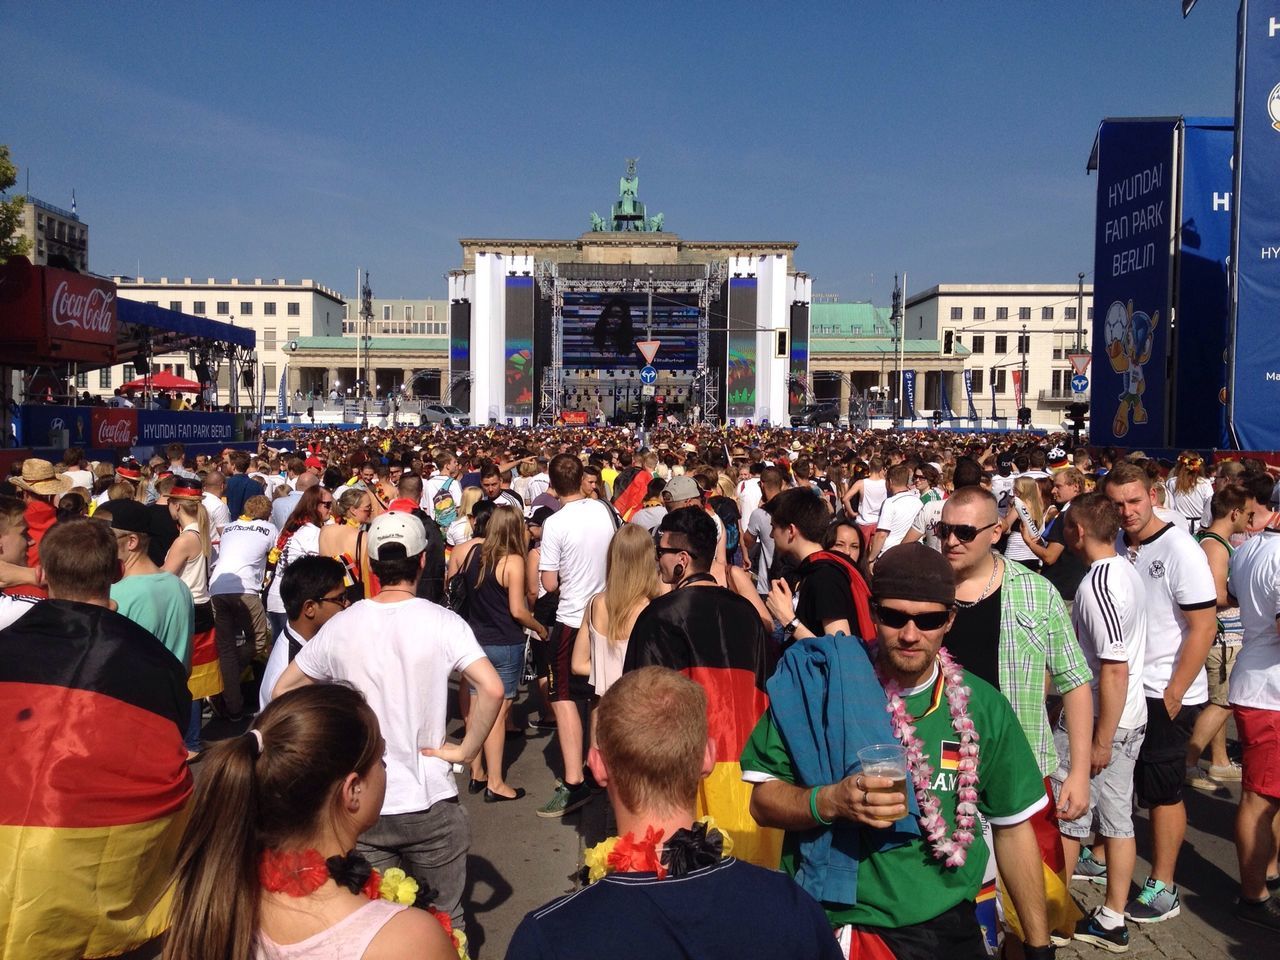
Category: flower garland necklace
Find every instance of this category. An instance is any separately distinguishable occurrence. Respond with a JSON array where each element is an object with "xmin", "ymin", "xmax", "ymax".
[
  {"xmin": 581, "ymin": 817, "xmax": 732, "ymax": 884},
  {"xmin": 259, "ymin": 848, "xmax": 467, "ymax": 958},
  {"xmin": 879, "ymin": 646, "xmax": 980, "ymax": 868}
]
